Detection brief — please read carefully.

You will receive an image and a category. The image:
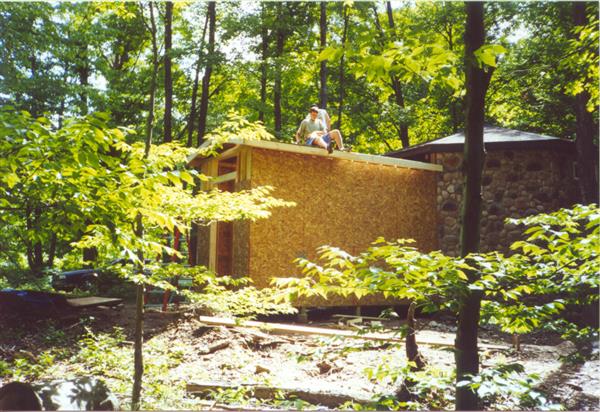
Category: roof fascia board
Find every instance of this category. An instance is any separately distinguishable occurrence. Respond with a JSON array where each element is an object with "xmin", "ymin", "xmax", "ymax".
[
  {"xmin": 229, "ymin": 138, "xmax": 442, "ymax": 172},
  {"xmin": 189, "ymin": 138, "xmax": 442, "ymax": 172}
]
